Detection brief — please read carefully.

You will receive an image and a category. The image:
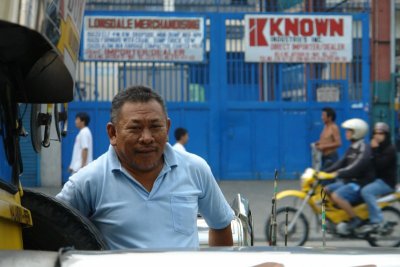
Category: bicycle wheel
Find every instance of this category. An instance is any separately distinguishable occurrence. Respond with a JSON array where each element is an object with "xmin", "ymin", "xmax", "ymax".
[
  {"xmin": 366, "ymin": 206, "xmax": 400, "ymax": 247},
  {"xmin": 265, "ymin": 206, "xmax": 309, "ymax": 246}
]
